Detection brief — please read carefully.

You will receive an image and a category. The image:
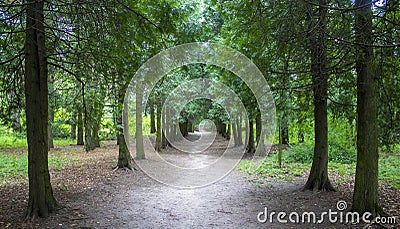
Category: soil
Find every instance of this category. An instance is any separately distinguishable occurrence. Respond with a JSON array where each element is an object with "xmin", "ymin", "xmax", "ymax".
[{"xmin": 0, "ymin": 134, "xmax": 398, "ymax": 228}]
